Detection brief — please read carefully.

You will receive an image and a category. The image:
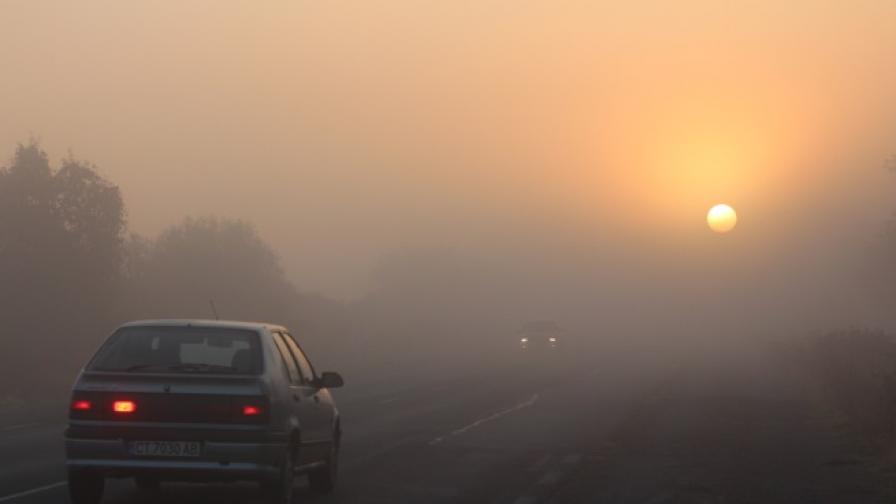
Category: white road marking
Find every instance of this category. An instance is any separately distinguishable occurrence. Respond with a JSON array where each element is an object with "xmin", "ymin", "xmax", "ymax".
[
  {"xmin": 0, "ymin": 481, "xmax": 67, "ymax": 502},
  {"xmin": 428, "ymin": 394, "xmax": 540, "ymax": 446},
  {"xmin": 513, "ymin": 453, "xmax": 584, "ymax": 503}
]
